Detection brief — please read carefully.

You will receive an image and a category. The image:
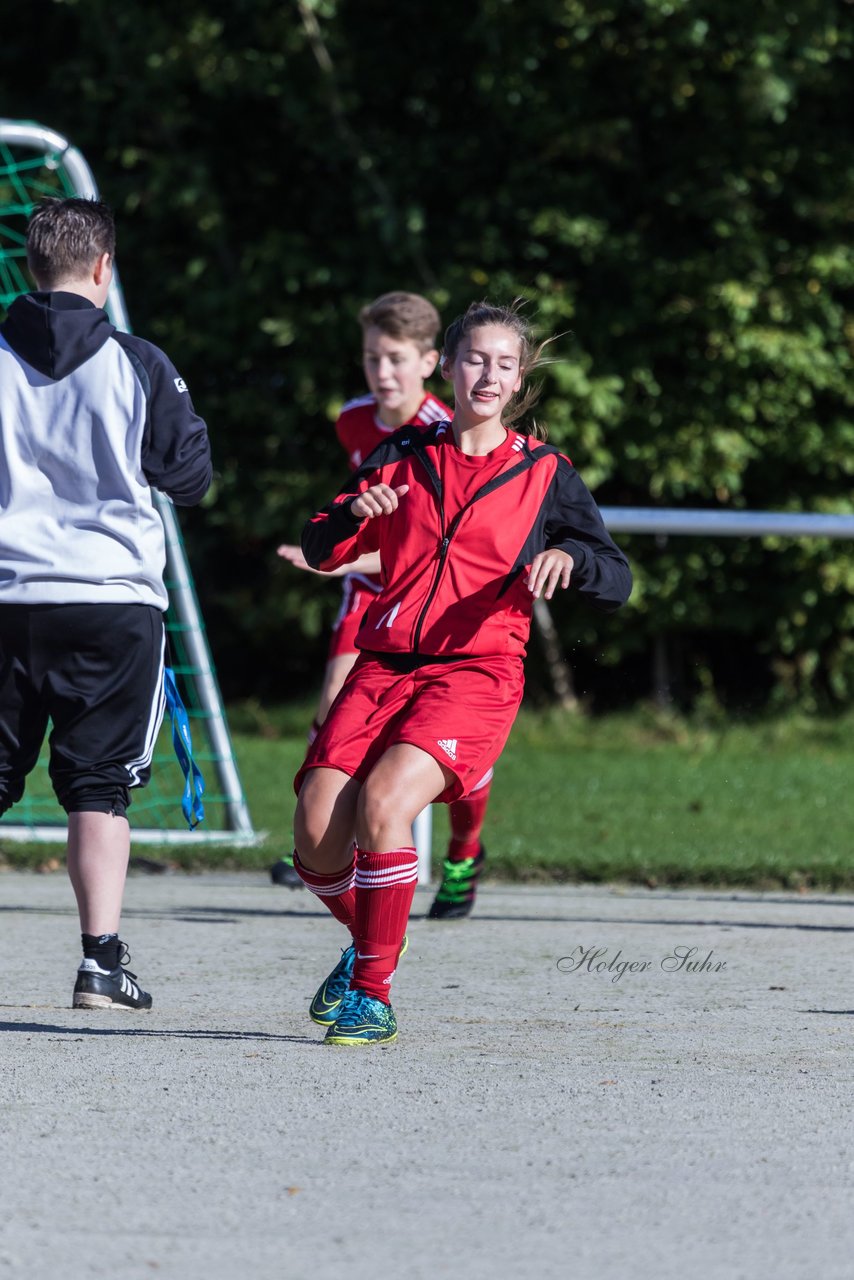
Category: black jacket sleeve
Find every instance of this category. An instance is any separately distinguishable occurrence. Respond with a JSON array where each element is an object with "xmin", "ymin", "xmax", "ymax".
[
  {"xmin": 301, "ymin": 492, "xmax": 369, "ymax": 571},
  {"xmin": 544, "ymin": 455, "xmax": 633, "ymax": 613},
  {"xmin": 115, "ymin": 333, "xmax": 213, "ymax": 506},
  {"xmin": 301, "ymin": 430, "xmax": 411, "ymax": 569}
]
